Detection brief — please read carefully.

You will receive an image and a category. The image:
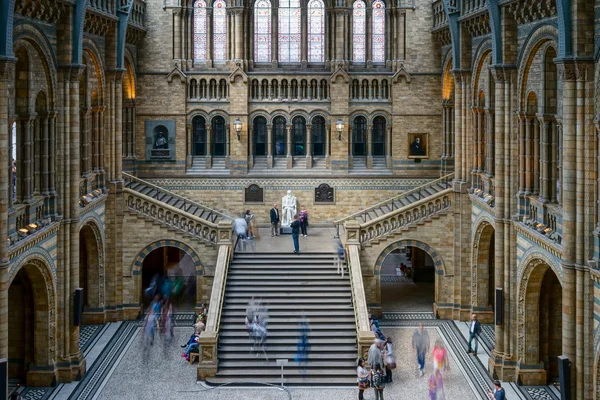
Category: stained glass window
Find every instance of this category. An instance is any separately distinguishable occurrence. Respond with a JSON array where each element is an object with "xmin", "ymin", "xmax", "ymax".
[
  {"xmin": 307, "ymin": 0, "xmax": 325, "ymax": 63},
  {"xmin": 213, "ymin": 0, "xmax": 226, "ymax": 61},
  {"xmin": 372, "ymin": 0, "xmax": 385, "ymax": 63},
  {"xmin": 254, "ymin": 0, "xmax": 271, "ymax": 62},
  {"xmin": 194, "ymin": 0, "xmax": 207, "ymax": 62},
  {"xmin": 279, "ymin": 0, "xmax": 301, "ymax": 63},
  {"xmin": 352, "ymin": 0, "xmax": 366, "ymax": 63}
]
